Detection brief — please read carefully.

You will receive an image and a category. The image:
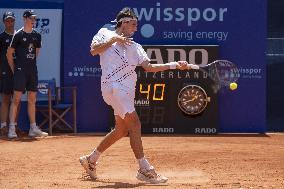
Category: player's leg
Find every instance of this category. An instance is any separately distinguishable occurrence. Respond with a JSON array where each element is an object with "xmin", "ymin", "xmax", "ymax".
[
  {"xmin": 1, "ymin": 69, "xmax": 14, "ymax": 136},
  {"xmin": 26, "ymin": 69, "xmax": 48, "ymax": 137},
  {"xmin": 110, "ymin": 89, "xmax": 149, "ymax": 167},
  {"xmin": 95, "ymin": 115, "xmax": 129, "ymax": 154},
  {"xmin": 1, "ymin": 94, "xmax": 11, "ymax": 124},
  {"xmin": 94, "ymin": 86, "xmax": 129, "ymax": 154},
  {"xmin": 110, "ymin": 87, "xmax": 168, "ymax": 183},
  {"xmin": 85, "ymin": 115, "xmax": 129, "ymax": 164},
  {"xmin": 0, "ymin": 94, "xmax": 11, "ymax": 134},
  {"xmin": 8, "ymin": 91, "xmax": 22, "ymax": 138},
  {"xmin": 8, "ymin": 66, "xmax": 26, "ymax": 138},
  {"xmin": 26, "ymin": 91, "xmax": 48, "ymax": 137},
  {"xmin": 79, "ymin": 115, "xmax": 128, "ymax": 179},
  {"xmin": 124, "ymin": 111, "xmax": 144, "ymax": 159},
  {"xmin": 1, "ymin": 93, "xmax": 23, "ymax": 137},
  {"xmin": 27, "ymin": 91, "xmax": 36, "ymax": 124},
  {"xmin": 124, "ymin": 111, "xmax": 168, "ymax": 183},
  {"xmin": 14, "ymin": 101, "xmax": 24, "ymax": 136},
  {"xmin": 79, "ymin": 86, "xmax": 129, "ymax": 179},
  {"xmin": 110, "ymin": 89, "xmax": 147, "ymax": 162}
]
